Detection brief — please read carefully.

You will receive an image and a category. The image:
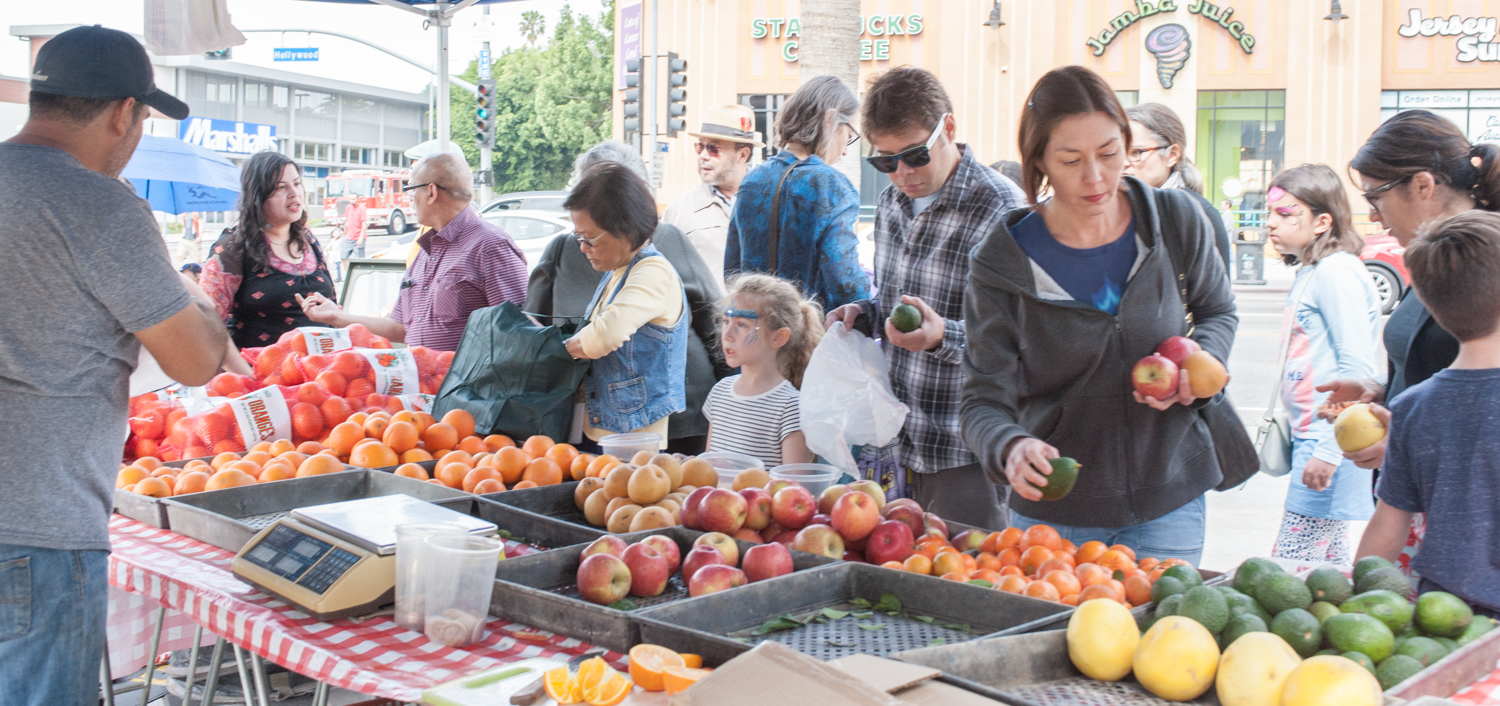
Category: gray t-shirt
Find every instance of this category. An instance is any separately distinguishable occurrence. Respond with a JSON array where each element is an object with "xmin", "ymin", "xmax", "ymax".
[{"xmin": 0, "ymin": 144, "xmax": 191, "ymax": 551}]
